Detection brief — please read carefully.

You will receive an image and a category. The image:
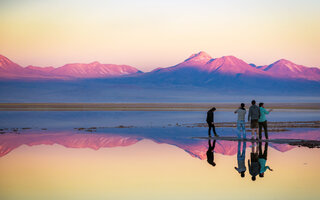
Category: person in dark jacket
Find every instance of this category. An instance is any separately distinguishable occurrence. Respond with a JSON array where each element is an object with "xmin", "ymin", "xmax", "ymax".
[
  {"xmin": 206, "ymin": 107, "xmax": 219, "ymax": 137},
  {"xmin": 248, "ymin": 141, "xmax": 260, "ymax": 181},
  {"xmin": 248, "ymin": 100, "xmax": 260, "ymax": 140},
  {"xmin": 206, "ymin": 139, "xmax": 216, "ymax": 167}
]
